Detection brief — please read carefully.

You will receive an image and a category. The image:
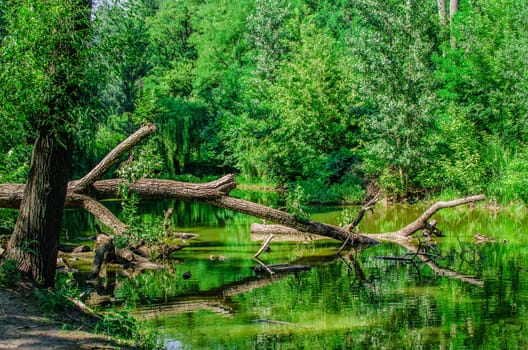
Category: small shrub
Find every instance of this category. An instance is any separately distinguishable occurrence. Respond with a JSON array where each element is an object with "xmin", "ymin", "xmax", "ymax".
[
  {"xmin": 97, "ymin": 309, "xmax": 158, "ymax": 349},
  {"xmin": 490, "ymin": 155, "xmax": 528, "ymax": 204},
  {"xmin": 285, "ymin": 184, "xmax": 309, "ymax": 221},
  {"xmin": 0, "ymin": 259, "xmax": 22, "ymax": 288},
  {"xmin": 0, "ymin": 208, "xmax": 18, "ymax": 234},
  {"xmin": 98, "ymin": 310, "xmax": 137, "ymax": 339},
  {"xmin": 33, "ymin": 272, "xmax": 79, "ymax": 314},
  {"xmin": 338, "ymin": 207, "xmax": 361, "ymax": 229}
]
